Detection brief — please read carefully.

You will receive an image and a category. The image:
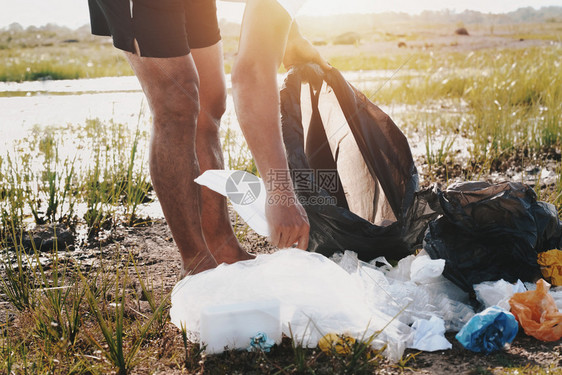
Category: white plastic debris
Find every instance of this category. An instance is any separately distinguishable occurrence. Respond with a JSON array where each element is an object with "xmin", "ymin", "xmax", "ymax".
[
  {"xmin": 171, "ymin": 249, "xmax": 412, "ymax": 361},
  {"xmin": 195, "ymin": 170, "xmax": 270, "ymax": 236},
  {"xmin": 474, "ymin": 279, "xmax": 526, "ymax": 310},
  {"xmin": 410, "ymin": 255, "xmax": 445, "ymax": 283},
  {"xmin": 409, "ymin": 316, "xmax": 452, "ymax": 352},
  {"xmin": 199, "ymin": 299, "xmax": 281, "ymax": 354},
  {"xmin": 170, "ymin": 249, "xmax": 482, "ymax": 359},
  {"xmin": 178, "ymin": 171, "xmax": 479, "ymax": 358},
  {"xmin": 360, "ymin": 253, "xmax": 473, "ymax": 331},
  {"xmin": 333, "ymin": 250, "xmax": 361, "ymax": 274}
]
